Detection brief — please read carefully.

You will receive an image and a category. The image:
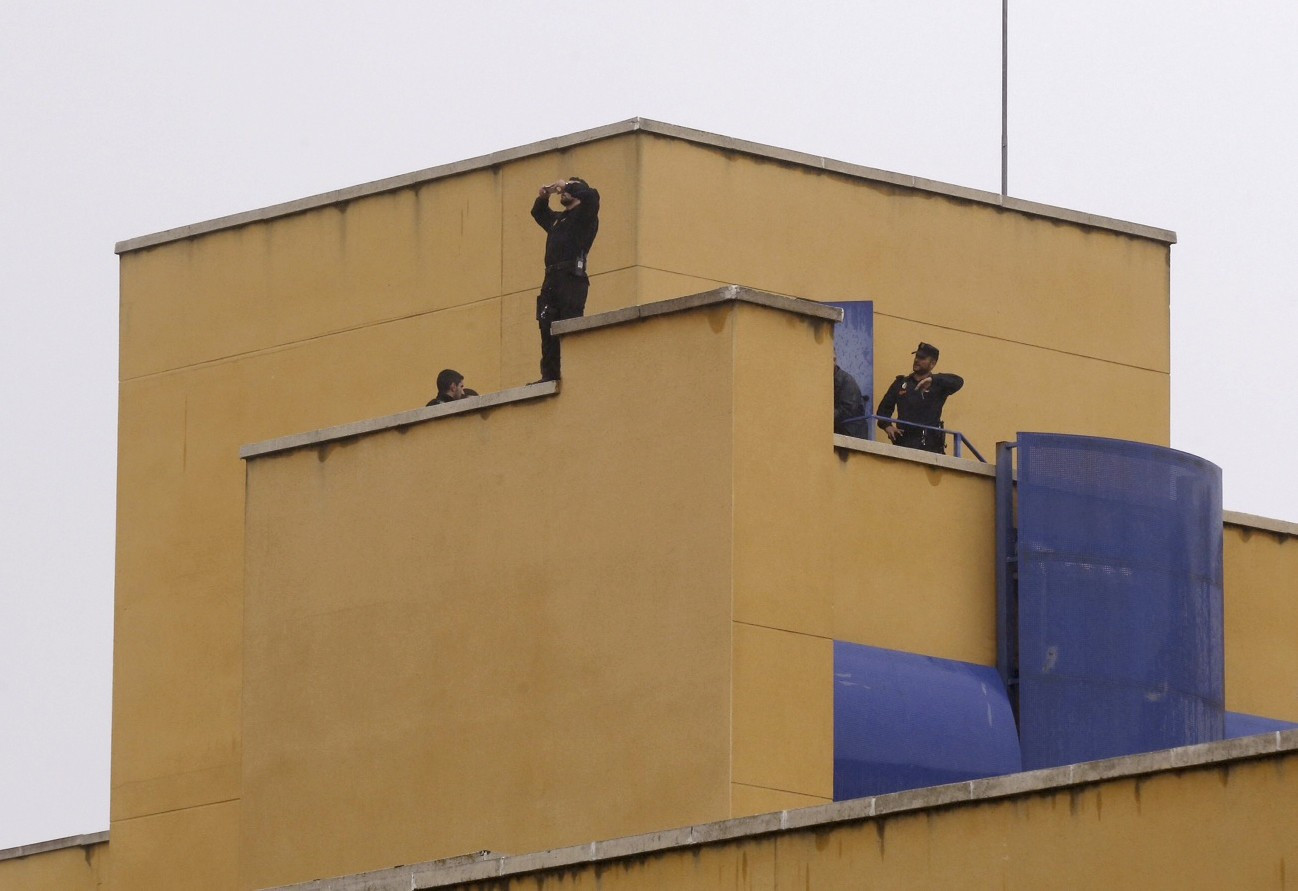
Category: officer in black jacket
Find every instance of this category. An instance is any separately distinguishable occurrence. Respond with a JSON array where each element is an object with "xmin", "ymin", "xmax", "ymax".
[
  {"xmin": 877, "ymin": 342, "xmax": 964, "ymax": 453},
  {"xmin": 833, "ymin": 363, "xmax": 870, "ymax": 438},
  {"xmin": 532, "ymin": 177, "xmax": 600, "ymax": 381}
]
